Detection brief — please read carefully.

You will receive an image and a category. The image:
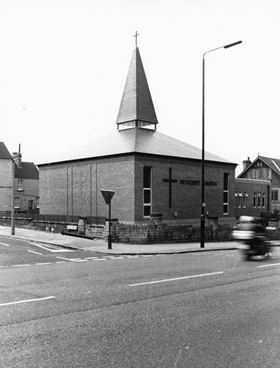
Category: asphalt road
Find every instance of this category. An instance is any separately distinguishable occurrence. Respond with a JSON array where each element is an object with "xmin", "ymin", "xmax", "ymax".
[{"xmin": 1, "ymin": 236, "xmax": 280, "ymax": 367}]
